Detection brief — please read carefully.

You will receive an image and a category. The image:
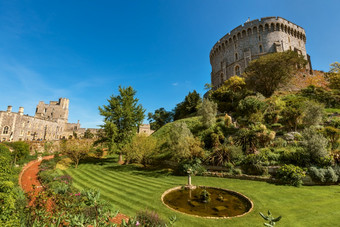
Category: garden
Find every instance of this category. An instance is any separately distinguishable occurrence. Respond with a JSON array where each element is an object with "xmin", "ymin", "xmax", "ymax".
[{"xmin": 1, "ymin": 55, "xmax": 339, "ymax": 226}]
